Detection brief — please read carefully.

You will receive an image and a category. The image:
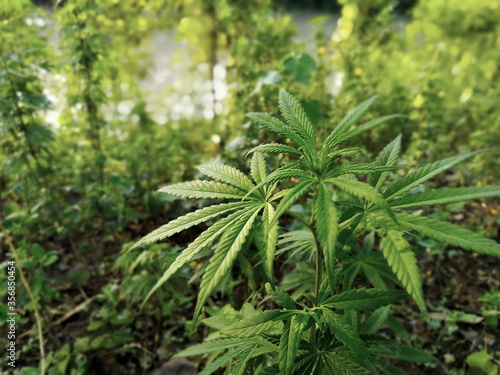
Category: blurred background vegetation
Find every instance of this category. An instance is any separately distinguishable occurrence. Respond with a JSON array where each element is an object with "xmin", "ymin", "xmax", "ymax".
[{"xmin": 1, "ymin": 0, "xmax": 499, "ymax": 374}]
